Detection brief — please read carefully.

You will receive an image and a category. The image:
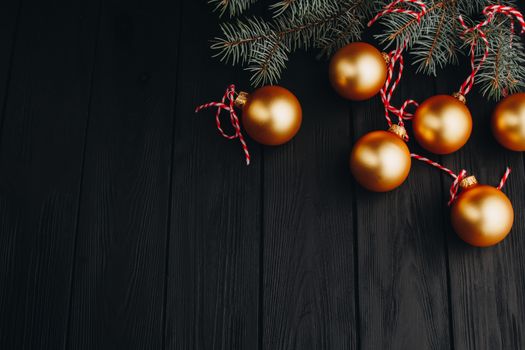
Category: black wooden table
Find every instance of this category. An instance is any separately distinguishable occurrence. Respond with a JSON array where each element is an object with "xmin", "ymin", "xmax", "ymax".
[{"xmin": 1, "ymin": 1, "xmax": 525, "ymax": 349}]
